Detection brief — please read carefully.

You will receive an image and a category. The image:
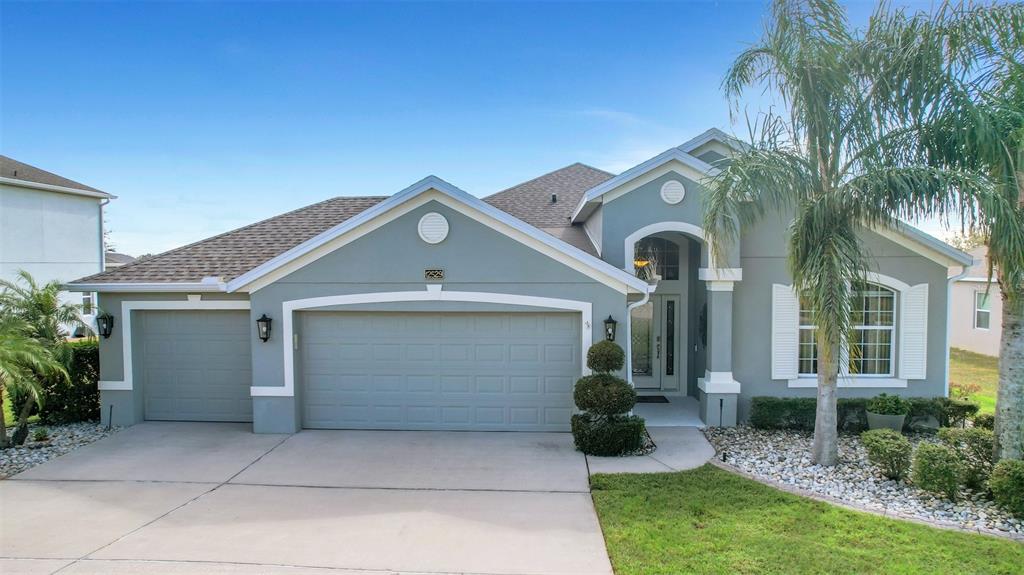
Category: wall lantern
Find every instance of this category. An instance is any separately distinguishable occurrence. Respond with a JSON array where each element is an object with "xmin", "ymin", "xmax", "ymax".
[
  {"xmin": 96, "ymin": 312, "xmax": 114, "ymax": 339},
  {"xmin": 256, "ymin": 314, "xmax": 272, "ymax": 342},
  {"xmin": 603, "ymin": 315, "xmax": 618, "ymax": 342}
]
